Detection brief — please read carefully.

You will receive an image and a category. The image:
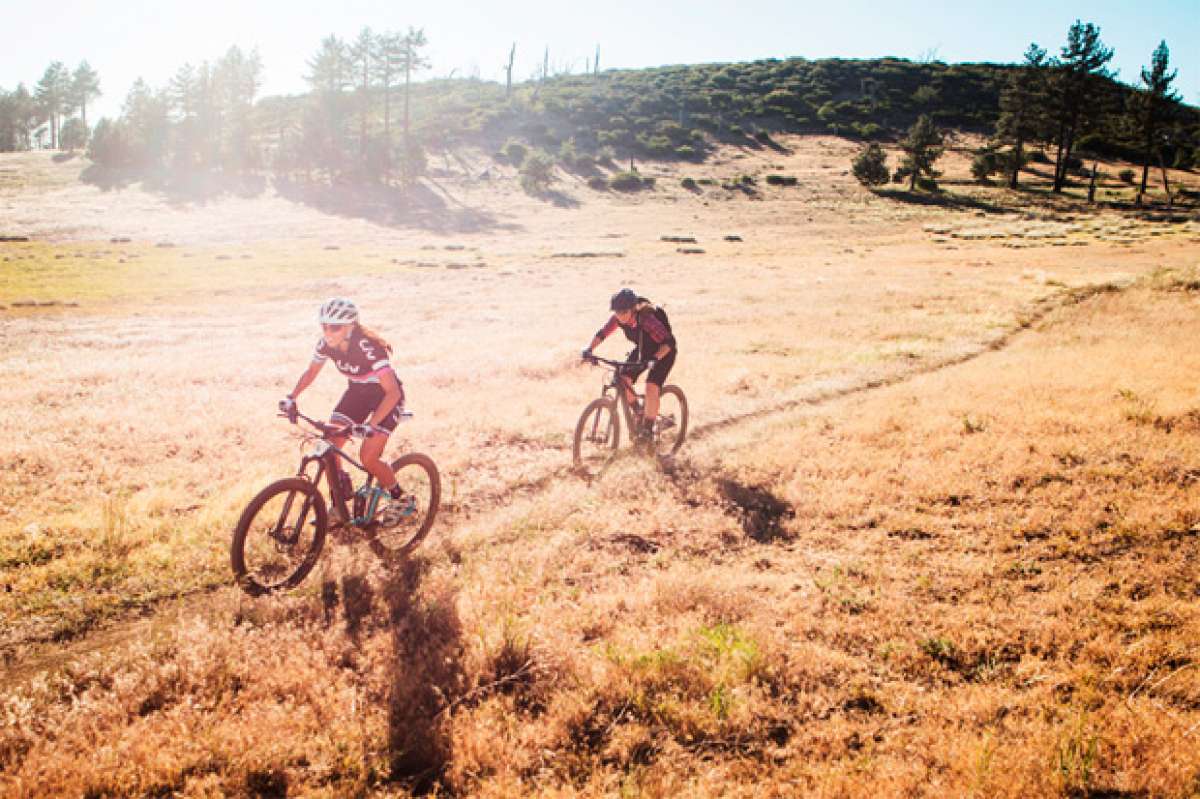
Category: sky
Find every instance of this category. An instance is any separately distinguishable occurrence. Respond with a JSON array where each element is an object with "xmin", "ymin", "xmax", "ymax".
[{"xmin": 1, "ymin": 0, "xmax": 1197, "ymax": 122}]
